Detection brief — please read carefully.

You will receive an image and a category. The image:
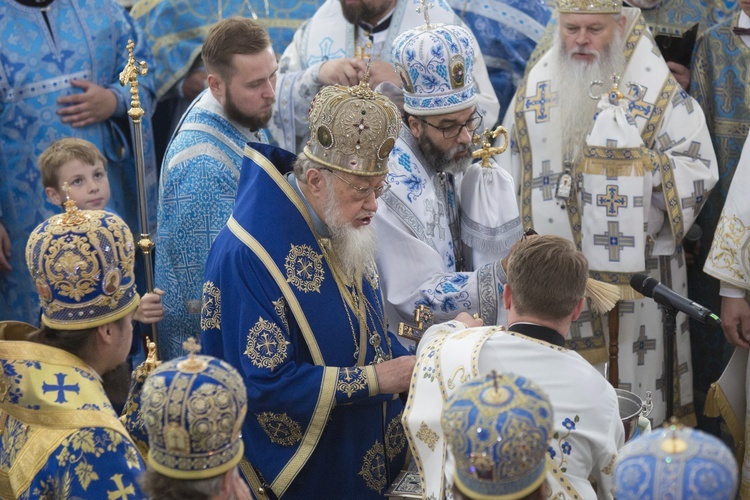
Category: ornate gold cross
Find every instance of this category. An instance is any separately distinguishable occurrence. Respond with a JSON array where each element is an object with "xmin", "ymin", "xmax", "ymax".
[
  {"xmin": 471, "ymin": 125, "xmax": 509, "ymax": 168},
  {"xmin": 398, "ymin": 305, "xmax": 434, "ymax": 343}
]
